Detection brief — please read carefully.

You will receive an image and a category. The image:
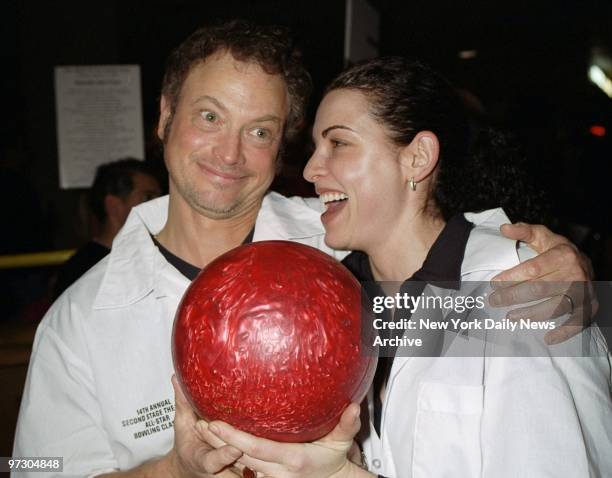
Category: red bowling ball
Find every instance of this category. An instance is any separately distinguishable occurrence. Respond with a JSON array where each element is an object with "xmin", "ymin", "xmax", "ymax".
[{"xmin": 172, "ymin": 240, "xmax": 376, "ymax": 442}]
